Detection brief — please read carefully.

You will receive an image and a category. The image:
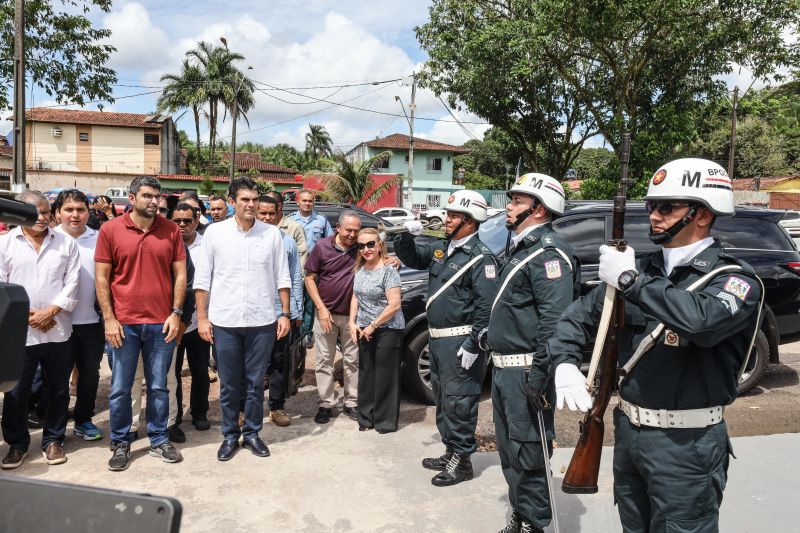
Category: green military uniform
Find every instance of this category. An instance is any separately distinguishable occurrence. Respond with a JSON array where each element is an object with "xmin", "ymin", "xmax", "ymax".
[
  {"xmin": 487, "ymin": 224, "xmax": 579, "ymax": 531},
  {"xmin": 545, "ymin": 240, "xmax": 761, "ymax": 532},
  {"xmin": 393, "ymin": 231, "xmax": 498, "ymax": 455}
]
